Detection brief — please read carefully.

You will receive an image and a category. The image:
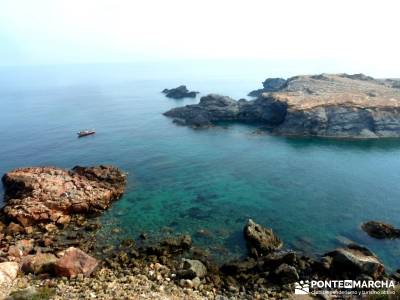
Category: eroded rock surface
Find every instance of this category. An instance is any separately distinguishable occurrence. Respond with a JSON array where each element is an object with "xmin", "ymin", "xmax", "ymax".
[
  {"xmin": 0, "ymin": 262, "xmax": 19, "ymax": 299},
  {"xmin": 54, "ymin": 247, "xmax": 99, "ymax": 277},
  {"xmin": 2, "ymin": 165, "xmax": 126, "ymax": 226},
  {"xmin": 164, "ymin": 74, "xmax": 400, "ymax": 138},
  {"xmin": 324, "ymin": 244, "xmax": 385, "ymax": 280},
  {"xmin": 244, "ymin": 219, "xmax": 283, "ymax": 257}
]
